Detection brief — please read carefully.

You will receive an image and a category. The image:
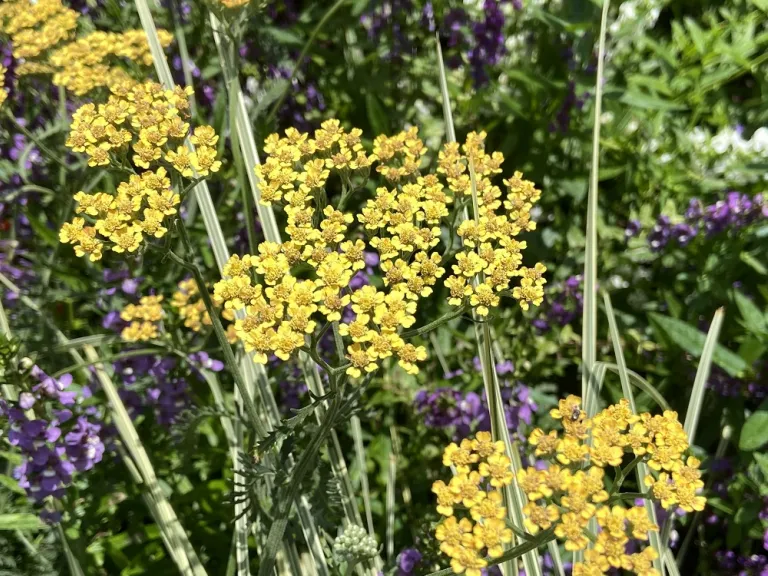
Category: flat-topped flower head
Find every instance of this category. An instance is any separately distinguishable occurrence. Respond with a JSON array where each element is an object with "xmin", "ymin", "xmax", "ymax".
[{"xmin": 517, "ymin": 396, "xmax": 704, "ymax": 575}]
